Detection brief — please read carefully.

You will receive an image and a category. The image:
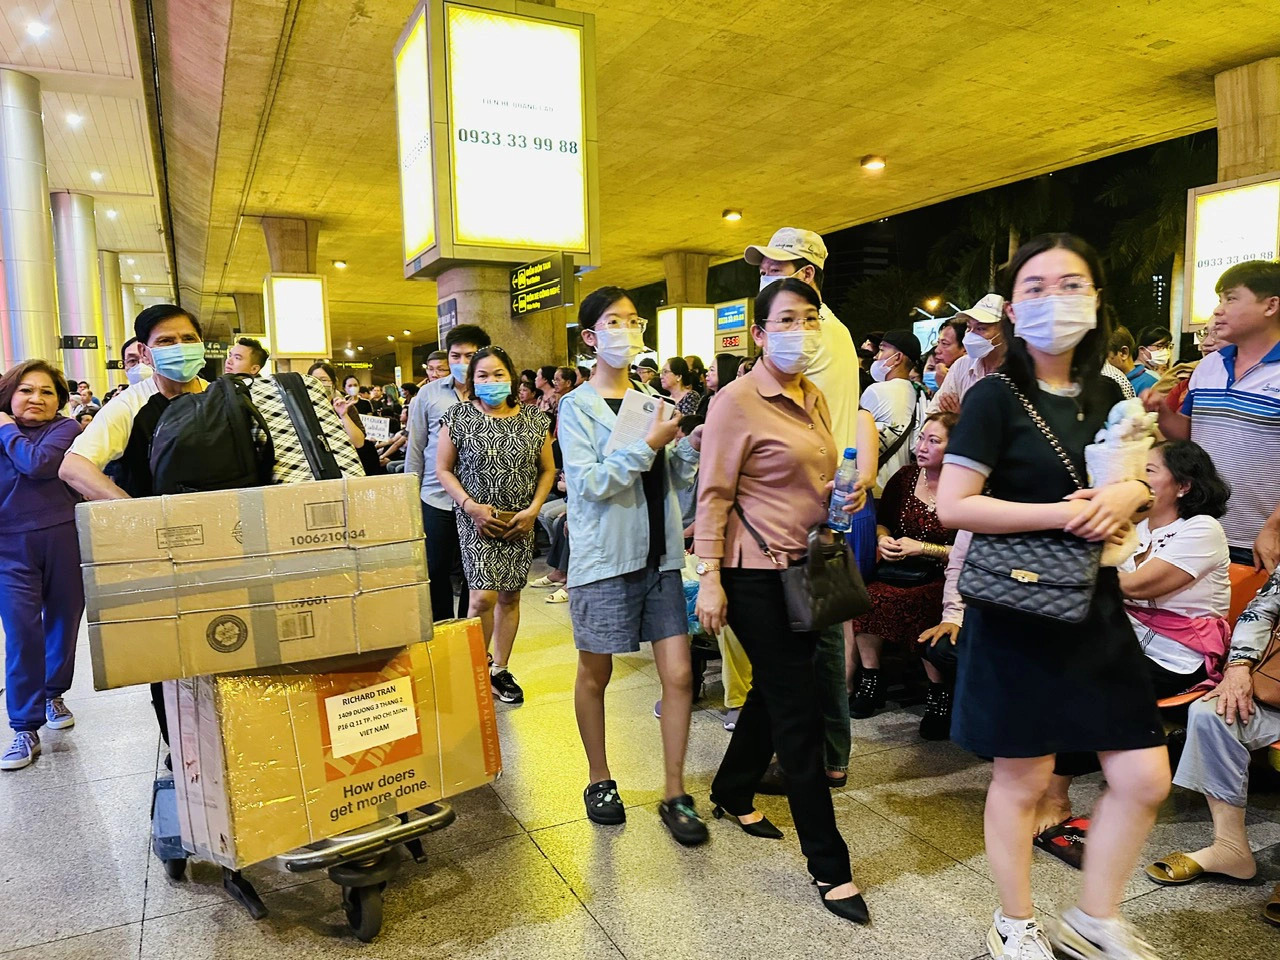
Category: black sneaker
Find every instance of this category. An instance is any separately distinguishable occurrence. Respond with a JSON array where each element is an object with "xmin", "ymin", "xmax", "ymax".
[
  {"xmin": 659, "ymin": 794, "xmax": 709, "ymax": 847},
  {"xmin": 849, "ymin": 669, "xmax": 884, "ymax": 719},
  {"xmin": 918, "ymin": 683, "xmax": 952, "ymax": 741},
  {"xmin": 584, "ymin": 779, "xmax": 626, "ymax": 825},
  {"xmin": 490, "ymin": 669, "xmax": 524, "ymax": 704}
]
